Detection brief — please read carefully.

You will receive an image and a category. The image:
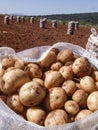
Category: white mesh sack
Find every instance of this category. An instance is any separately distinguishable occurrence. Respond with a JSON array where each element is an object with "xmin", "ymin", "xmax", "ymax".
[{"xmin": 0, "ymin": 42, "xmax": 98, "ymax": 130}]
